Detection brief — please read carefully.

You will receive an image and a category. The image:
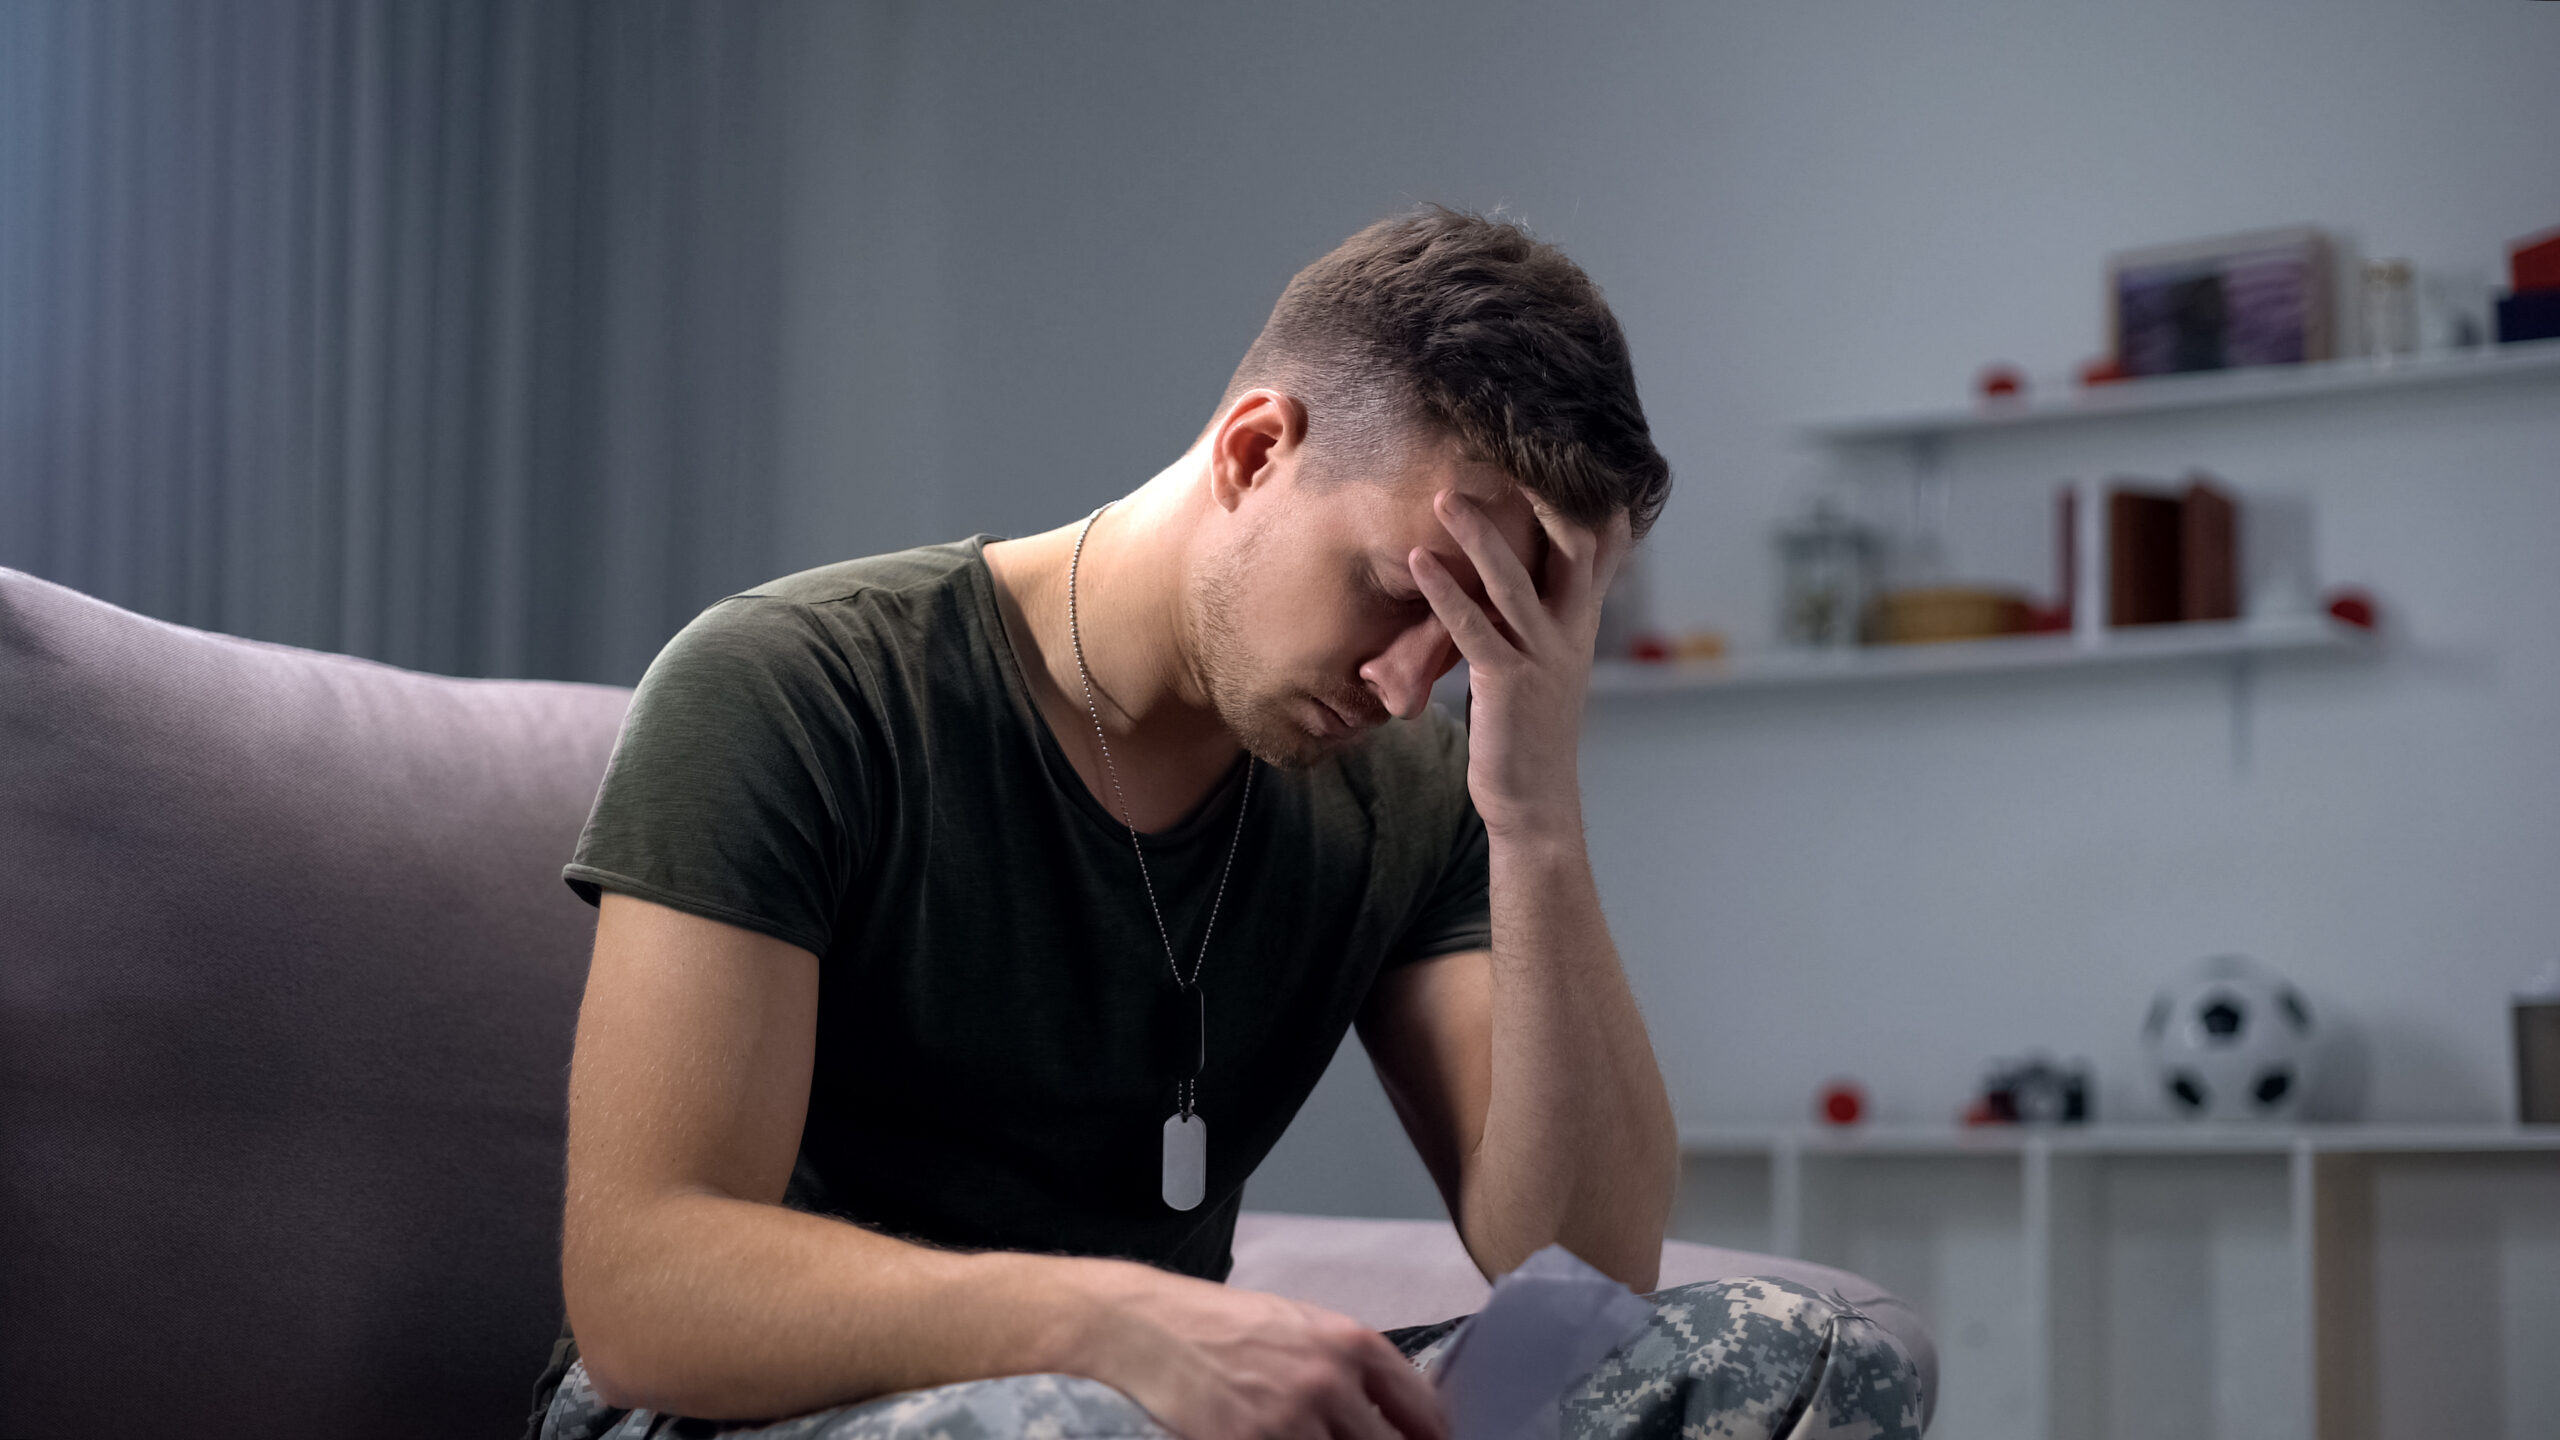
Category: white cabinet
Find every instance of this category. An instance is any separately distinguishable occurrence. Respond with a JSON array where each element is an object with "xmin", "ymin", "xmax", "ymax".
[{"xmin": 1673, "ymin": 1127, "xmax": 2560, "ymax": 1440}]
